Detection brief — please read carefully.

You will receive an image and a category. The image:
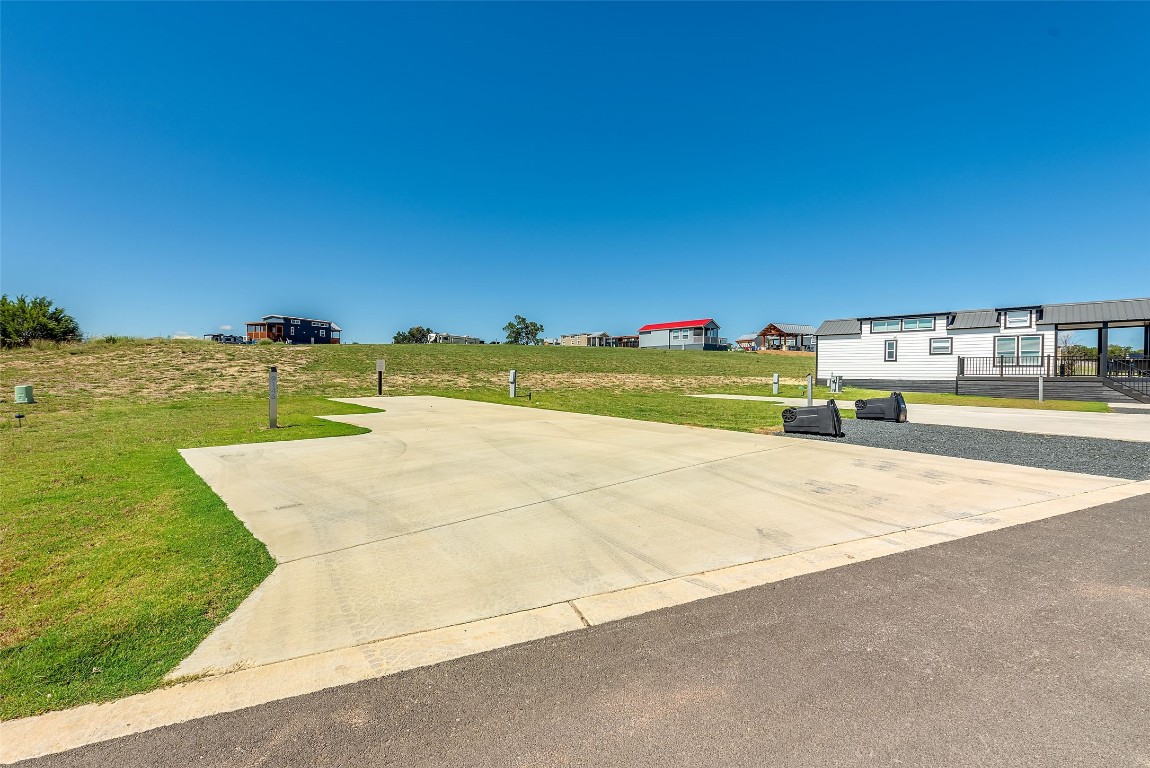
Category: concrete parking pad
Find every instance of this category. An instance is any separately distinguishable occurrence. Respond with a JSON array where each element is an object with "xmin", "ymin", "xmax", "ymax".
[
  {"xmin": 170, "ymin": 396, "xmax": 1134, "ymax": 678},
  {"xmin": 5, "ymin": 397, "xmax": 1147, "ymax": 763},
  {"xmin": 172, "ymin": 395, "xmax": 1140, "ymax": 676},
  {"xmin": 692, "ymin": 394, "xmax": 1150, "ymax": 442}
]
